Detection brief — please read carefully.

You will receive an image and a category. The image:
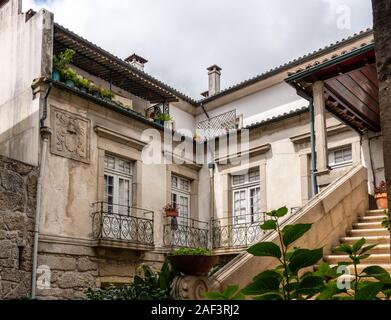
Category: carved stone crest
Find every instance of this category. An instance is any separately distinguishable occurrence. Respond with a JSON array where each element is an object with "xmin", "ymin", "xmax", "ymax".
[{"xmin": 51, "ymin": 107, "xmax": 90, "ymax": 163}]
